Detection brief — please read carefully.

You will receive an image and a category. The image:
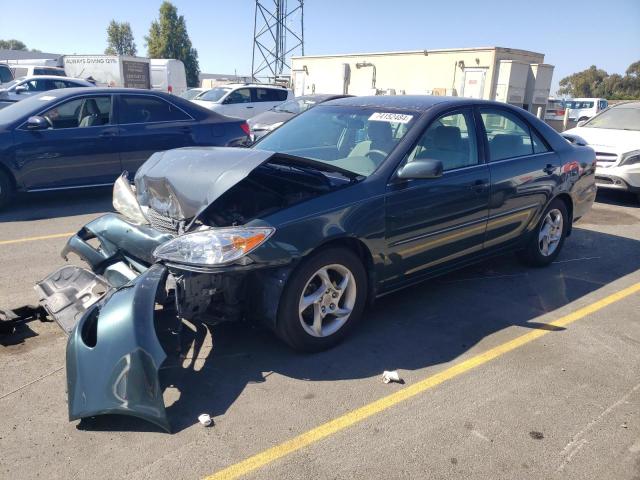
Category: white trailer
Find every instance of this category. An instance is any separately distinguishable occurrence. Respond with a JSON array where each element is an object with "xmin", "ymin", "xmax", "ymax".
[
  {"xmin": 150, "ymin": 59, "xmax": 187, "ymax": 95},
  {"xmin": 63, "ymin": 55, "xmax": 151, "ymax": 88}
]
